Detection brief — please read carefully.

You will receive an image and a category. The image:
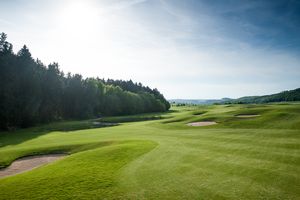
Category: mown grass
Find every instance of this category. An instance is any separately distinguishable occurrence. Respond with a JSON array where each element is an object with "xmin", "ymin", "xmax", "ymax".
[{"xmin": 0, "ymin": 103, "xmax": 299, "ymax": 199}]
